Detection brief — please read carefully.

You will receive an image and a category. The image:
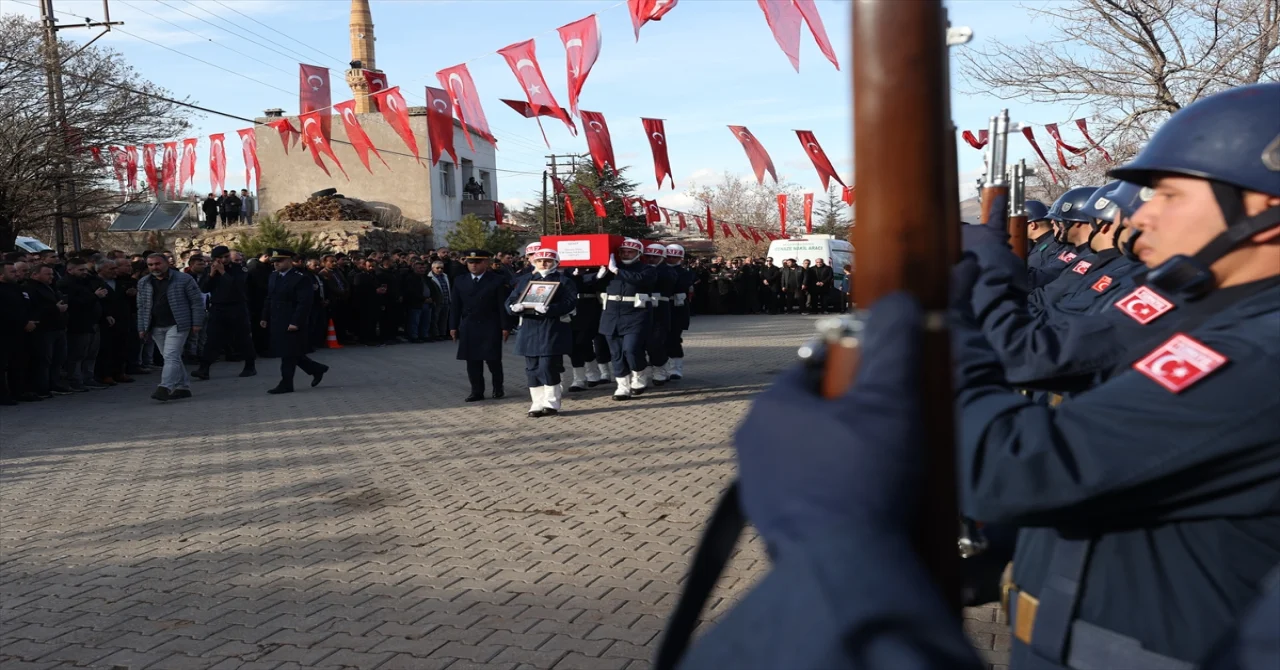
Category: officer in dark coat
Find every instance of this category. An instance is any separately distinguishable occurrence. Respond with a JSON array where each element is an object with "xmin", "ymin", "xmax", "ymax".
[
  {"xmin": 643, "ymin": 243, "xmax": 677, "ymax": 386},
  {"xmin": 506, "ymin": 248, "xmax": 577, "ymax": 417},
  {"xmin": 597, "ymin": 238, "xmax": 656, "ymax": 400},
  {"xmin": 449, "ymin": 249, "xmax": 512, "ymax": 402},
  {"xmin": 193, "ymin": 246, "xmax": 256, "ymax": 380},
  {"xmin": 566, "ymin": 265, "xmax": 611, "ymax": 391},
  {"xmin": 662, "ymin": 244, "xmax": 693, "ymax": 380},
  {"xmin": 260, "ymin": 249, "xmax": 328, "ymax": 394}
]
